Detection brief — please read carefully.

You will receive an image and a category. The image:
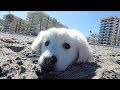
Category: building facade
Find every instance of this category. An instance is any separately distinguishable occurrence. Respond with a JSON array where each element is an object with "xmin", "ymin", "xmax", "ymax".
[
  {"xmin": 3, "ymin": 14, "xmax": 25, "ymax": 34},
  {"xmin": 26, "ymin": 11, "xmax": 68, "ymax": 36},
  {"xmin": 98, "ymin": 16, "xmax": 120, "ymax": 46}
]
